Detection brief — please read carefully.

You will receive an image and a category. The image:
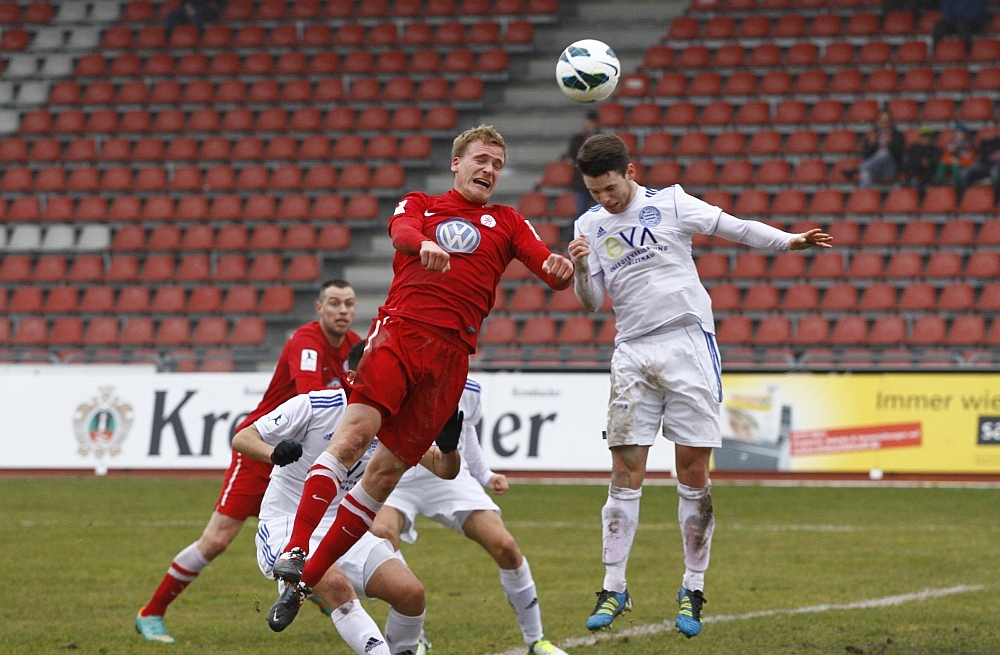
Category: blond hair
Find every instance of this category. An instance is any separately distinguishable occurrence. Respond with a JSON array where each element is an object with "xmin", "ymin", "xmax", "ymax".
[{"xmin": 451, "ymin": 124, "xmax": 507, "ymax": 162}]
